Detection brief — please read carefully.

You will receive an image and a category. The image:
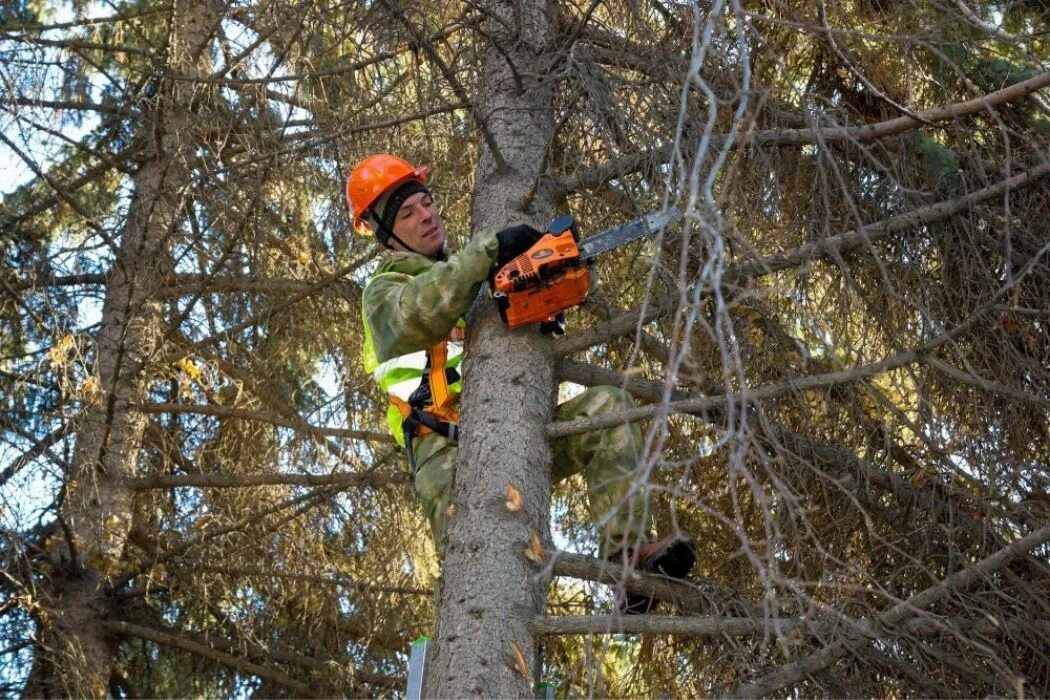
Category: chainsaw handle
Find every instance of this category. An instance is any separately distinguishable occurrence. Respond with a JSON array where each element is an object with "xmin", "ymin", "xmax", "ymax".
[
  {"xmin": 547, "ymin": 214, "xmax": 575, "ymax": 239},
  {"xmin": 491, "ymin": 214, "xmax": 589, "ymax": 330}
]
